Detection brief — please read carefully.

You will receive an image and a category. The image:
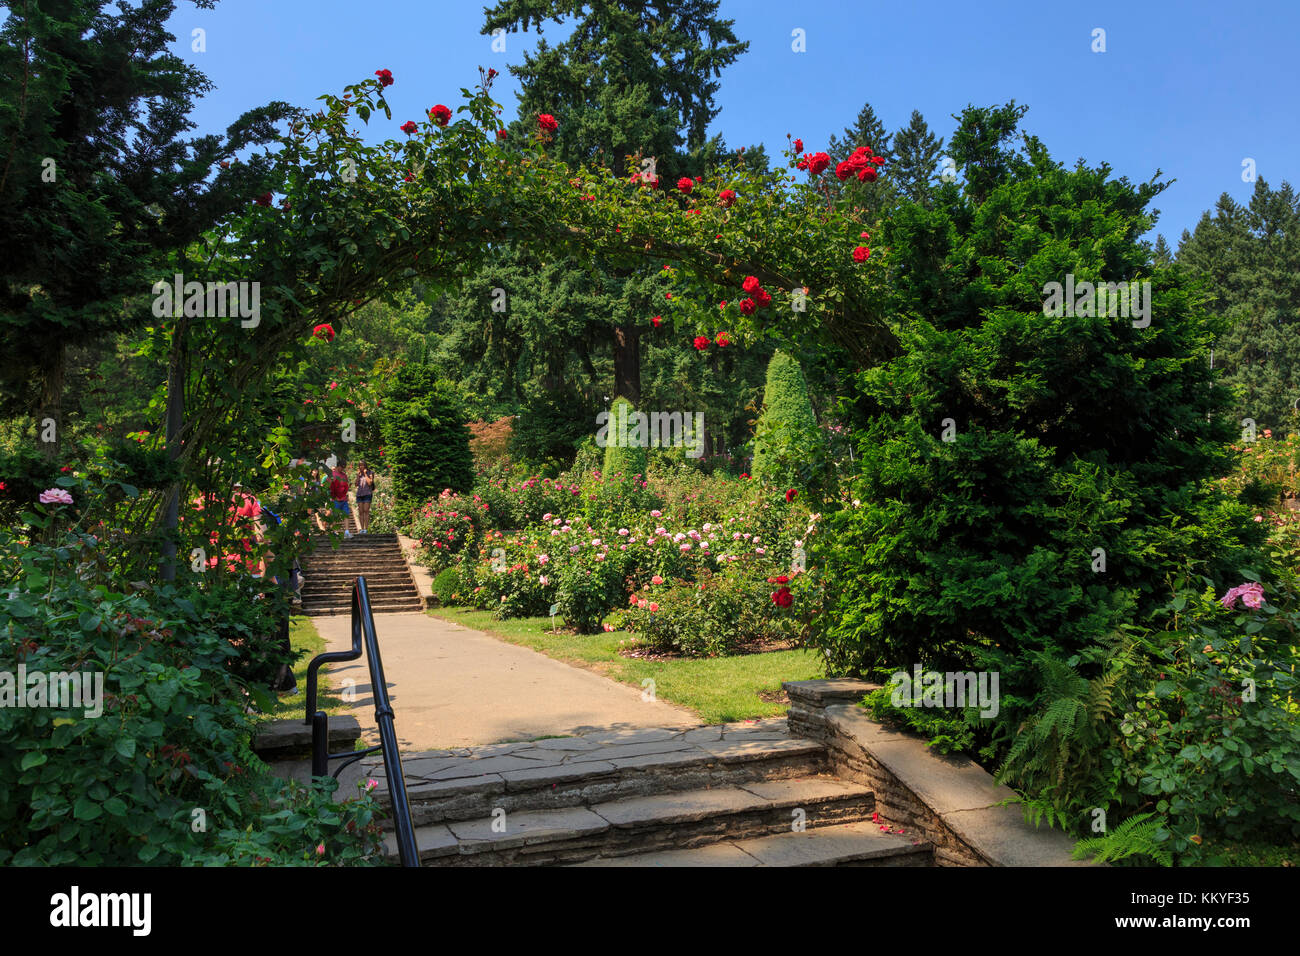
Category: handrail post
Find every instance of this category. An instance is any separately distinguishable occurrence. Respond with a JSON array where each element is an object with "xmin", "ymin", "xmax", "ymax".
[{"xmin": 301, "ymin": 574, "xmax": 420, "ymax": 866}]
